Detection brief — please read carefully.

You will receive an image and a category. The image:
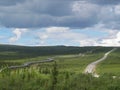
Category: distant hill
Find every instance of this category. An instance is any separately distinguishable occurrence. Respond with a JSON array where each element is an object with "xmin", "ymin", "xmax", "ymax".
[{"xmin": 0, "ymin": 44, "xmax": 115, "ymax": 60}]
